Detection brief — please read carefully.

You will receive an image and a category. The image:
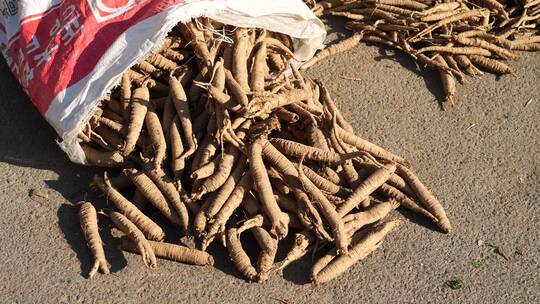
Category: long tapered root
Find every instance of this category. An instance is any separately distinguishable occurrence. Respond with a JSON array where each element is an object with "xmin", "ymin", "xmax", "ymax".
[
  {"xmin": 249, "ymin": 139, "xmax": 289, "ymax": 239},
  {"xmin": 93, "ymin": 173, "xmax": 165, "ymax": 242},
  {"xmin": 226, "ymin": 228, "xmax": 257, "ymax": 281},
  {"xmin": 121, "ymin": 237, "xmax": 213, "ymax": 266},
  {"xmin": 312, "ymin": 219, "xmax": 404, "ymax": 285},
  {"xmin": 107, "ymin": 210, "xmax": 157, "ymax": 269},
  {"xmin": 301, "ymin": 34, "xmax": 363, "ymax": 70},
  {"xmin": 78, "ymin": 202, "xmax": 110, "ymax": 278},
  {"xmin": 396, "ymin": 165, "xmax": 452, "ymax": 233}
]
